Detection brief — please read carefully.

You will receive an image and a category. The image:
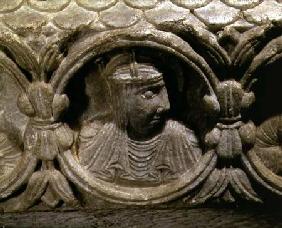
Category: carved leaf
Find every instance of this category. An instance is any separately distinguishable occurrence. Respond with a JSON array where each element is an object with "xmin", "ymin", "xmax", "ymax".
[
  {"xmin": 231, "ymin": 24, "xmax": 282, "ymax": 85},
  {"xmin": 41, "ymin": 186, "xmax": 60, "ymax": 208},
  {"xmin": 241, "ymin": 34, "xmax": 282, "ymax": 88},
  {"xmin": 17, "ymin": 93, "xmax": 35, "ymax": 117},
  {"xmin": 191, "ymin": 168, "xmax": 228, "ymax": 204},
  {"xmin": 154, "ymin": 20, "xmax": 230, "ymax": 80},
  {"xmin": 0, "ymin": 32, "xmax": 40, "ymax": 82},
  {"xmin": 229, "ymin": 168, "xmax": 262, "ymax": 202},
  {"xmin": 52, "ymin": 94, "xmax": 69, "ymax": 121},
  {"xmin": 48, "ymin": 170, "xmax": 77, "ymax": 206},
  {"xmin": 0, "ymin": 51, "xmax": 29, "ymax": 91},
  {"xmin": 24, "ymin": 171, "xmax": 49, "ymax": 205},
  {"xmin": 54, "ymin": 124, "xmax": 74, "ymax": 152},
  {"xmin": 39, "ymin": 45, "xmax": 64, "ymax": 82},
  {"xmin": 27, "ymin": 82, "xmax": 54, "ymax": 120}
]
